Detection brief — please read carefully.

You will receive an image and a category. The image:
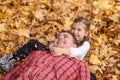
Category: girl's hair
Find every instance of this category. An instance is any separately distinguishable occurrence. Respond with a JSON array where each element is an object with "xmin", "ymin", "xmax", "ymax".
[{"xmin": 73, "ymin": 17, "xmax": 90, "ymax": 45}]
